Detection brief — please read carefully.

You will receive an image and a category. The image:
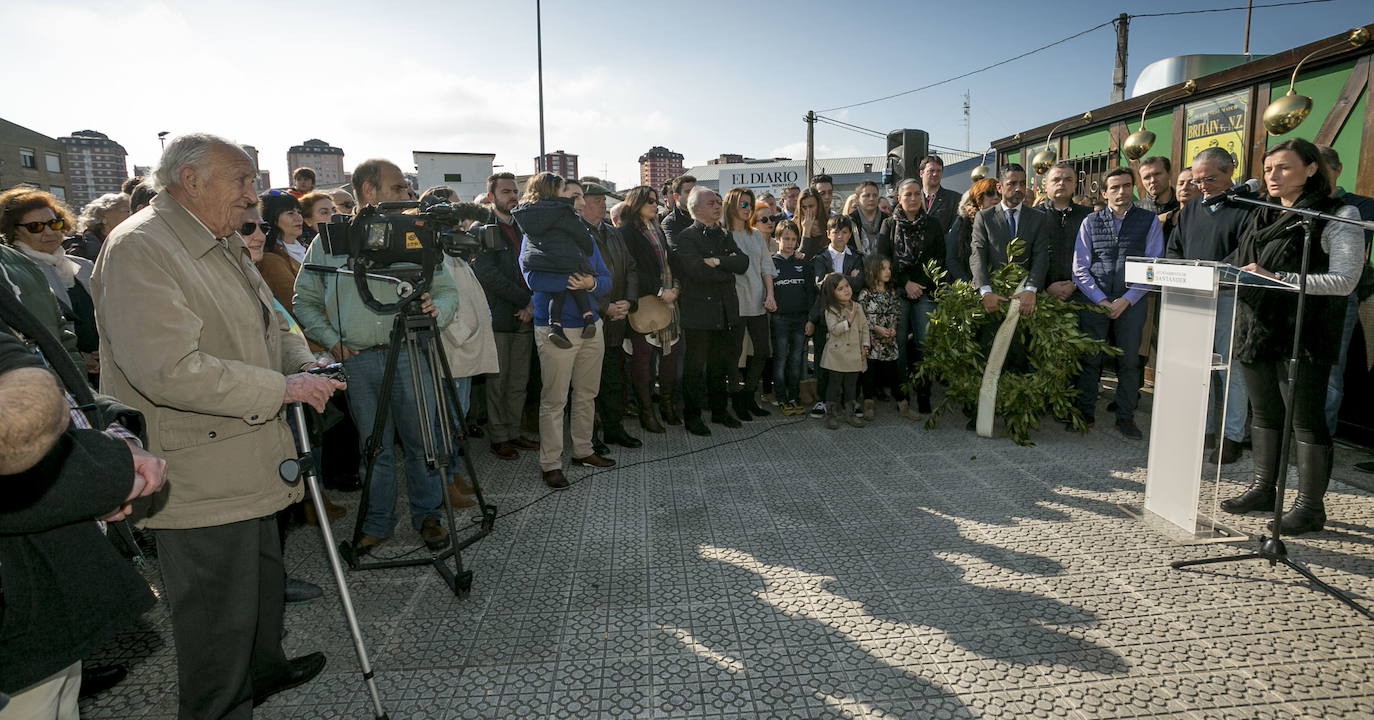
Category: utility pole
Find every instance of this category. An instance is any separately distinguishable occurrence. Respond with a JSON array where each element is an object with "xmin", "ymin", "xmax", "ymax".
[
  {"xmin": 1111, "ymin": 12, "xmax": 1129, "ymax": 103},
  {"xmin": 962, "ymin": 92, "xmax": 971, "ymax": 151},
  {"xmin": 805, "ymin": 110, "xmax": 816, "ymax": 184},
  {"xmin": 536, "ymin": 0, "xmax": 546, "ymax": 172},
  {"xmin": 1242, "ymin": 0, "xmax": 1254, "ymax": 55}
]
